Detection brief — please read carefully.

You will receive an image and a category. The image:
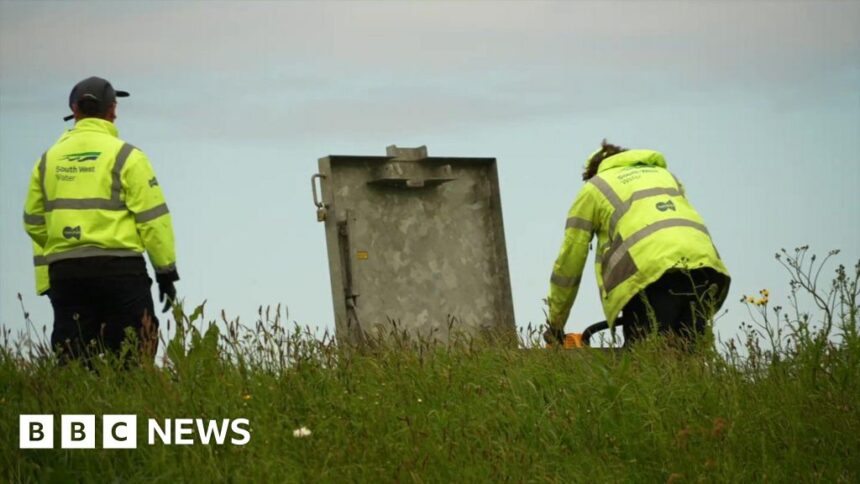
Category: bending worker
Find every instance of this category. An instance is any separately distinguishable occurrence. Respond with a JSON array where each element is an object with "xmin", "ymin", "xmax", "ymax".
[
  {"xmin": 23, "ymin": 76, "xmax": 178, "ymax": 364},
  {"xmin": 546, "ymin": 140, "xmax": 730, "ymax": 348}
]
